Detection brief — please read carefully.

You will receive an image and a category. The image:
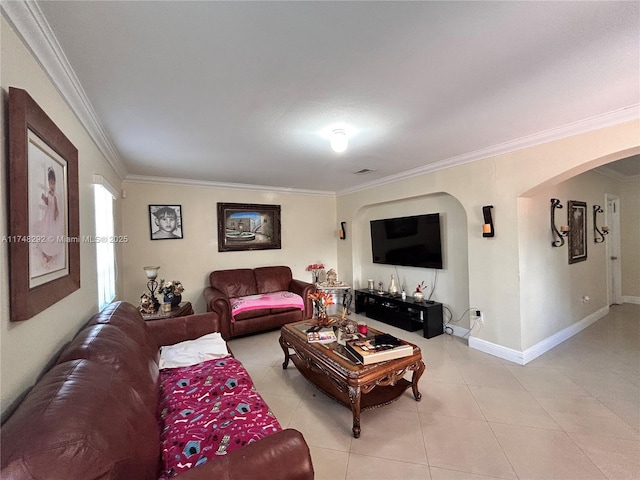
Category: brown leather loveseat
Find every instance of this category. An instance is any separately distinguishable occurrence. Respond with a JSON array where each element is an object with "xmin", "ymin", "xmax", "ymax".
[
  {"xmin": 204, "ymin": 266, "xmax": 315, "ymax": 340},
  {"xmin": 0, "ymin": 301, "xmax": 314, "ymax": 480}
]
